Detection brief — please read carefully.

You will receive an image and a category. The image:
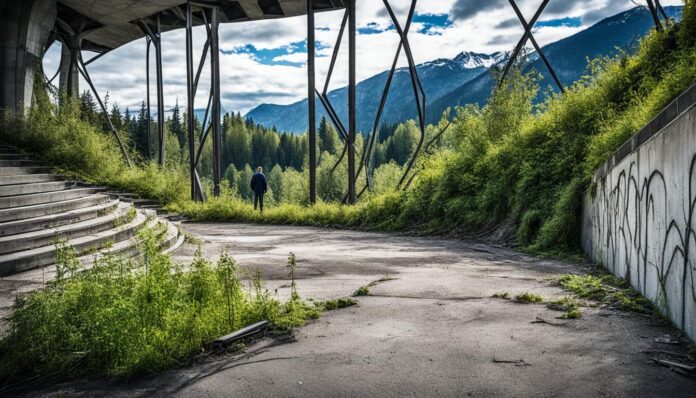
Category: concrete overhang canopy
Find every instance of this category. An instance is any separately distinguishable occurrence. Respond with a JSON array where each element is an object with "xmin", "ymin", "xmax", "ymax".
[{"xmin": 56, "ymin": 0, "xmax": 346, "ymax": 52}]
